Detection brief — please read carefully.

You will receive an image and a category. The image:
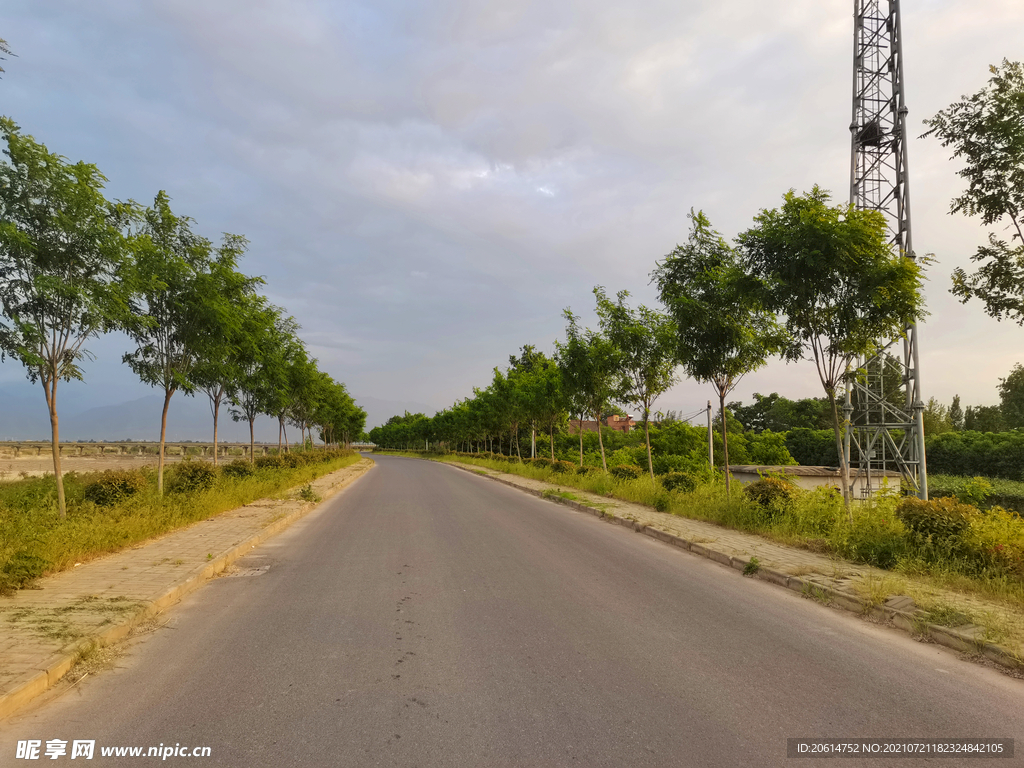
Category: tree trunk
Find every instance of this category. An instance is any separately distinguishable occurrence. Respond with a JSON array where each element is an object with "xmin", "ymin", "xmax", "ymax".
[
  {"xmin": 211, "ymin": 390, "xmax": 221, "ymax": 467},
  {"xmin": 43, "ymin": 375, "xmax": 66, "ymax": 519},
  {"xmin": 531, "ymin": 423, "xmax": 536, "ymax": 459},
  {"xmin": 644, "ymin": 416, "xmax": 654, "ymax": 479},
  {"xmin": 595, "ymin": 410, "xmax": 608, "ymax": 471},
  {"xmin": 550, "ymin": 418, "xmax": 556, "ymax": 462},
  {"xmin": 720, "ymin": 391, "xmax": 731, "ymax": 495},
  {"xmin": 249, "ymin": 418, "xmax": 255, "ymax": 464},
  {"xmin": 157, "ymin": 387, "xmax": 175, "ymax": 495},
  {"xmin": 828, "ymin": 394, "xmax": 854, "ymax": 521},
  {"xmin": 578, "ymin": 414, "xmax": 584, "ymax": 467}
]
